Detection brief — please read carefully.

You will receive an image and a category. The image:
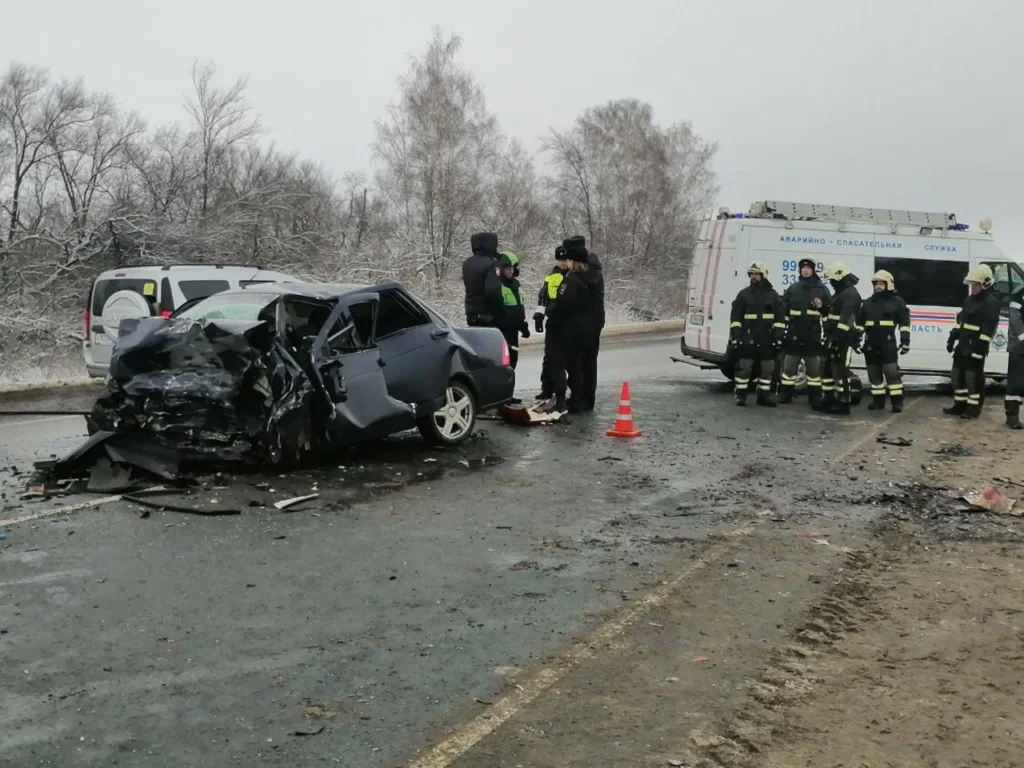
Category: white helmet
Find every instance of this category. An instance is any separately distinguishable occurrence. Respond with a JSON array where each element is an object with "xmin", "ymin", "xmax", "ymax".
[
  {"xmin": 823, "ymin": 262, "xmax": 853, "ymax": 281},
  {"xmin": 746, "ymin": 260, "xmax": 769, "ymax": 277},
  {"xmin": 871, "ymin": 270, "xmax": 895, "ymax": 291},
  {"xmin": 964, "ymin": 264, "xmax": 994, "ymax": 288}
]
